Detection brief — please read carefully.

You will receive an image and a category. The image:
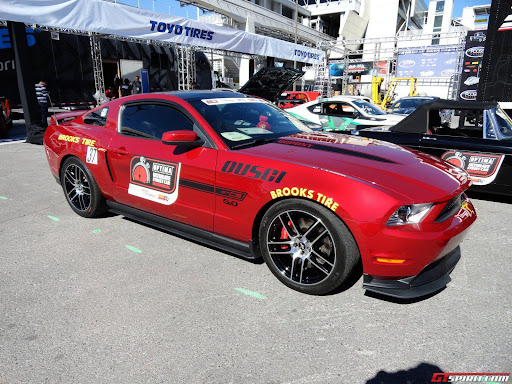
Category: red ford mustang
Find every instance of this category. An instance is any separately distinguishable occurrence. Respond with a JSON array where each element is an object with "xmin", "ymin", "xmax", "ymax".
[{"xmin": 43, "ymin": 91, "xmax": 476, "ymax": 298}]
